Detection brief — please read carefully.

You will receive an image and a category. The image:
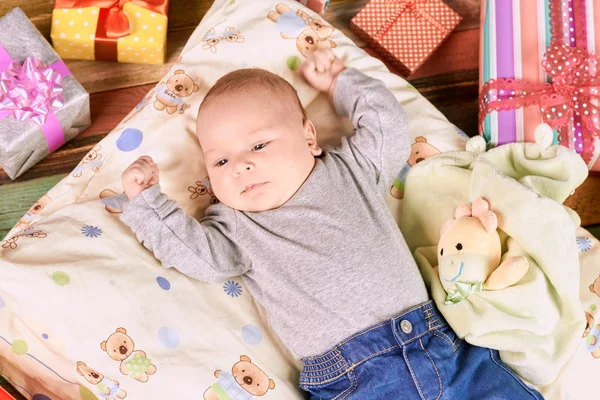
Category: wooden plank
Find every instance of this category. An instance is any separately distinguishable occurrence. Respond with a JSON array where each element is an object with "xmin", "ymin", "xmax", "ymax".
[
  {"xmin": 0, "ymin": 174, "xmax": 66, "ymax": 239},
  {"xmin": 565, "ymin": 173, "xmax": 600, "ymax": 227},
  {"xmin": 410, "ymin": 69, "xmax": 480, "ymax": 135}
]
